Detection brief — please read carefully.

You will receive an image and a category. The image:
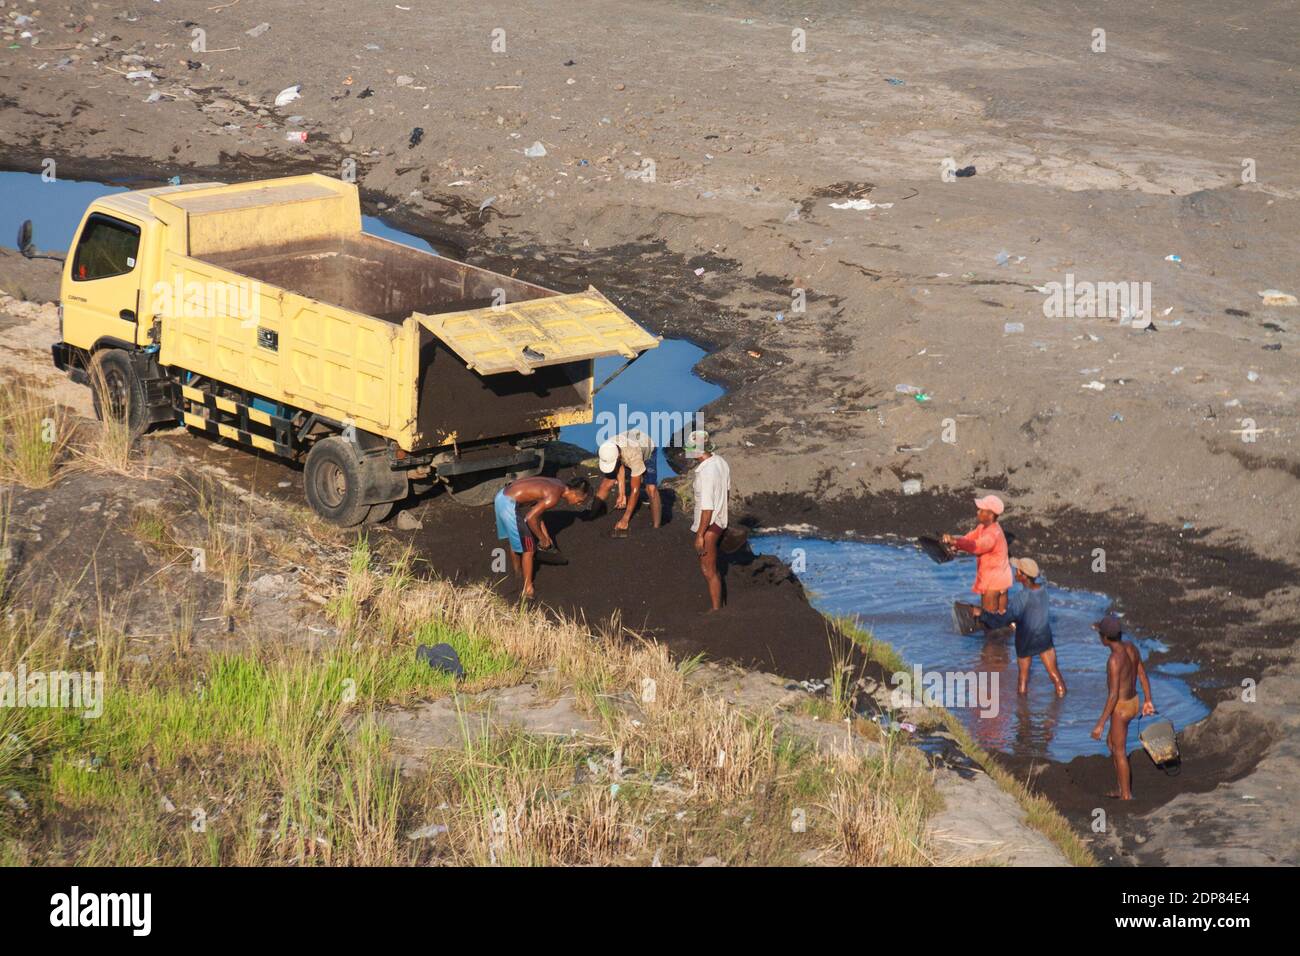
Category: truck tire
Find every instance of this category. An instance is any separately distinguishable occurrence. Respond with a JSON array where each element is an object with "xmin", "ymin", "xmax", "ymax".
[
  {"xmin": 89, "ymin": 349, "xmax": 149, "ymax": 438},
  {"xmin": 444, "ymin": 471, "xmax": 512, "ymax": 507},
  {"xmin": 304, "ymin": 436, "xmax": 370, "ymax": 527}
]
